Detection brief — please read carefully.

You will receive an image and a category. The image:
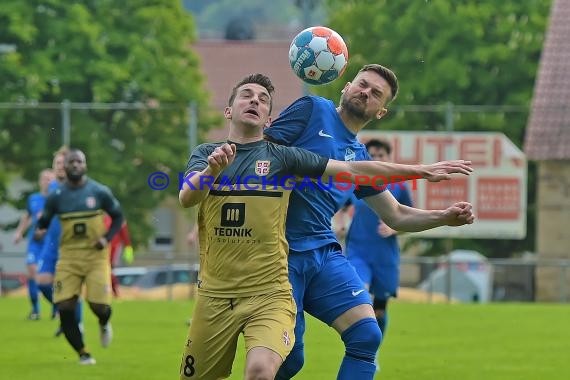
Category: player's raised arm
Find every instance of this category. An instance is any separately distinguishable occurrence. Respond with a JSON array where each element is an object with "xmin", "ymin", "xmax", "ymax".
[
  {"xmin": 322, "ymin": 158, "xmax": 473, "ymax": 185},
  {"xmin": 363, "ymin": 191, "xmax": 475, "ymax": 233},
  {"xmin": 179, "ymin": 143, "xmax": 237, "ymax": 208}
]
